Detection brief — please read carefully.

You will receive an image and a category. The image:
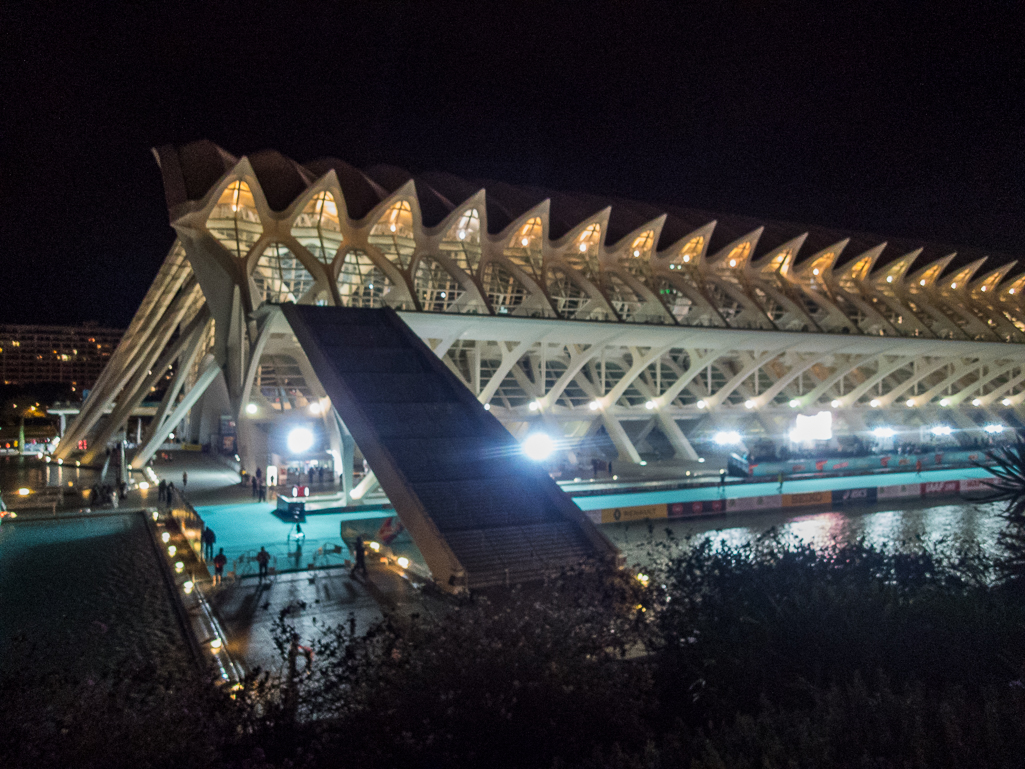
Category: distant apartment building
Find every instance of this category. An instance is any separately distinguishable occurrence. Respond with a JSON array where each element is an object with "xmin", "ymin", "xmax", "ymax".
[{"xmin": 0, "ymin": 324, "xmax": 123, "ymax": 390}]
